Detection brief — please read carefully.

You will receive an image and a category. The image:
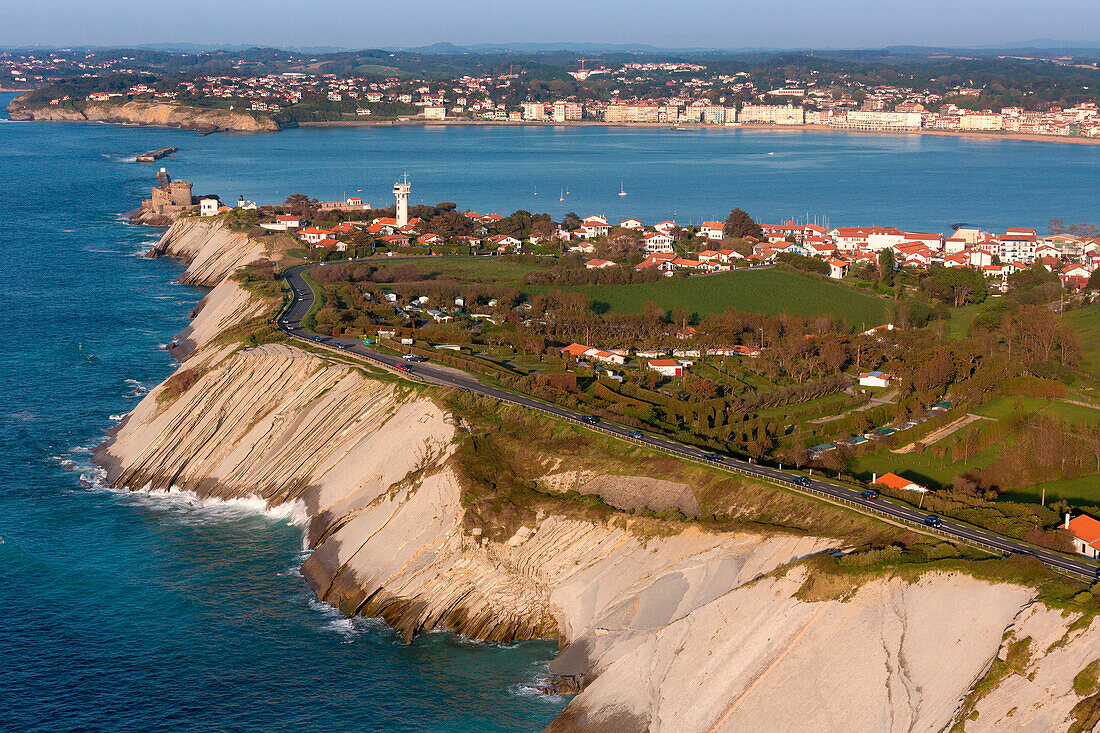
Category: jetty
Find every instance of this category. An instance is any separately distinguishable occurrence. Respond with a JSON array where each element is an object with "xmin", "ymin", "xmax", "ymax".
[{"xmin": 136, "ymin": 147, "xmax": 179, "ymax": 163}]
